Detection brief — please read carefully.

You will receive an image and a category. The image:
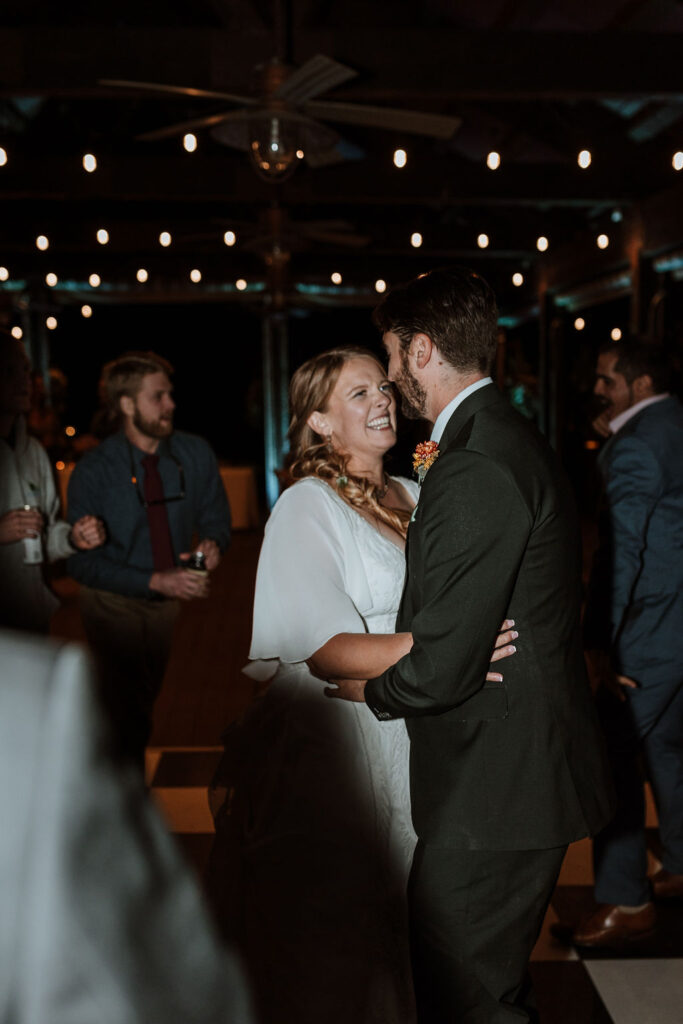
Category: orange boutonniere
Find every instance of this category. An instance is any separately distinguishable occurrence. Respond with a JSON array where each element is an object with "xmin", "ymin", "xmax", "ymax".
[{"xmin": 413, "ymin": 440, "xmax": 440, "ymax": 483}]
